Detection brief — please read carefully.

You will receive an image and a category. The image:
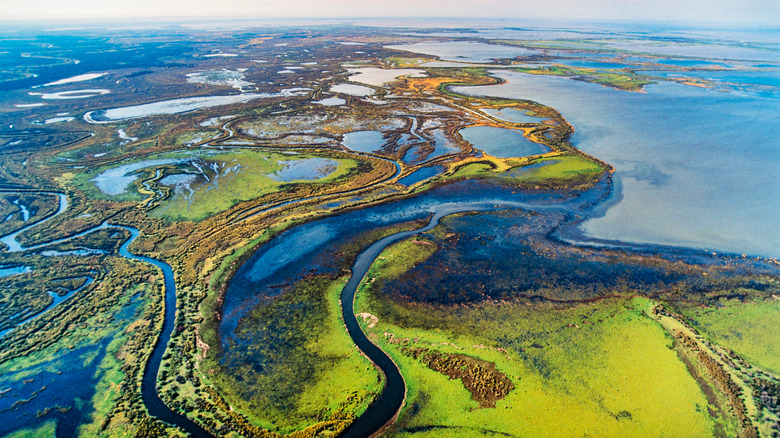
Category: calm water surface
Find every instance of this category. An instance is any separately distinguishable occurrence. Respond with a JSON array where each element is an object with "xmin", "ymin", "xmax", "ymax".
[{"xmin": 455, "ymin": 71, "xmax": 780, "ymax": 257}]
